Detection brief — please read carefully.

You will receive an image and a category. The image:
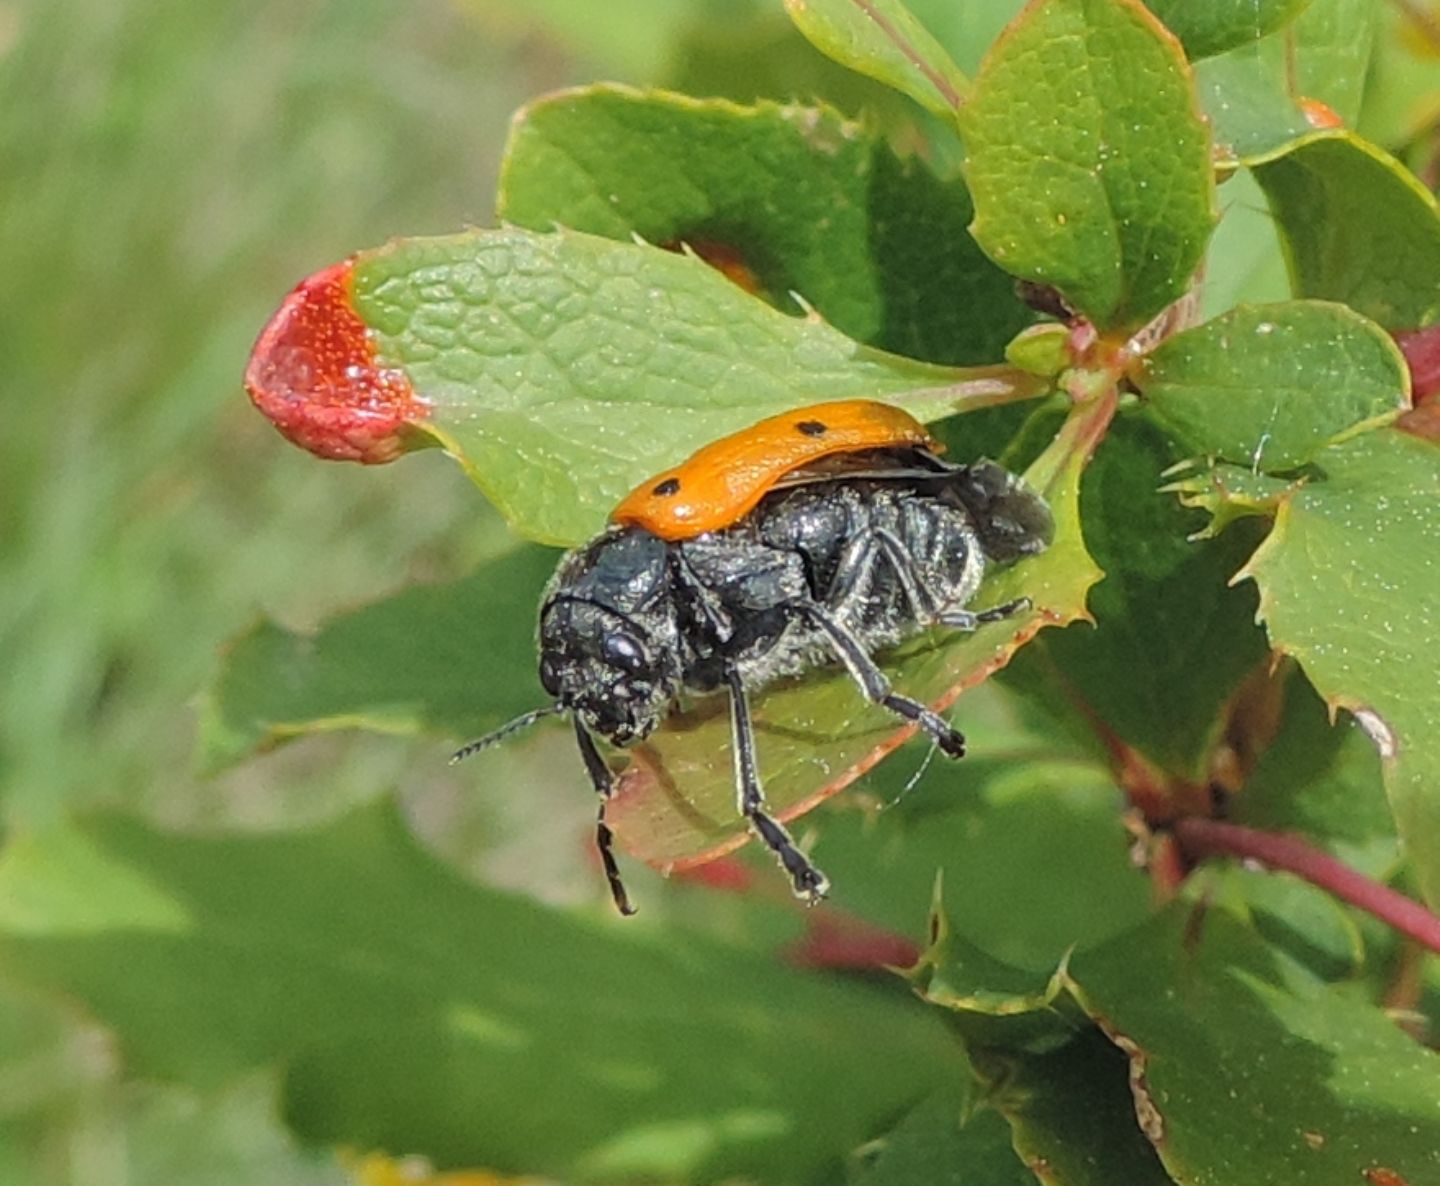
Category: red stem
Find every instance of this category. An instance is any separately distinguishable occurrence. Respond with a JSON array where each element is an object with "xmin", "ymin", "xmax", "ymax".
[{"xmin": 1174, "ymin": 818, "xmax": 1440, "ymax": 955}]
